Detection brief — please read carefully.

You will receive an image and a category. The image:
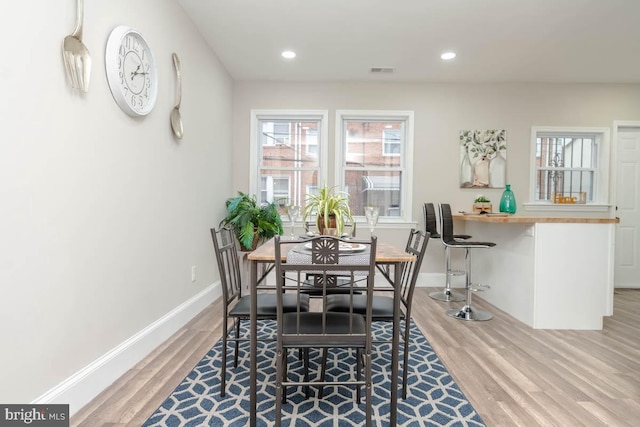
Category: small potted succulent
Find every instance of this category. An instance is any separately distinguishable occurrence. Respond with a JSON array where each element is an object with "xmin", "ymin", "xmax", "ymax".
[
  {"xmin": 472, "ymin": 195, "xmax": 492, "ymax": 213},
  {"xmin": 219, "ymin": 192, "xmax": 284, "ymax": 250}
]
